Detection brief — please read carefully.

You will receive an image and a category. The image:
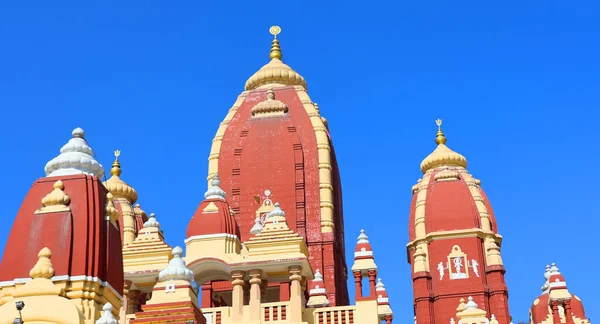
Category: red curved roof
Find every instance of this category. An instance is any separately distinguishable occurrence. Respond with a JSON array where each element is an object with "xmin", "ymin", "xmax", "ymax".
[
  {"xmin": 424, "ymin": 170, "xmax": 480, "ymax": 233},
  {"xmin": 187, "ymin": 198, "xmax": 240, "ymax": 238},
  {"xmin": 407, "ymin": 168, "xmax": 503, "ymax": 241},
  {"xmin": 0, "ymin": 175, "xmax": 123, "ymax": 295}
]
